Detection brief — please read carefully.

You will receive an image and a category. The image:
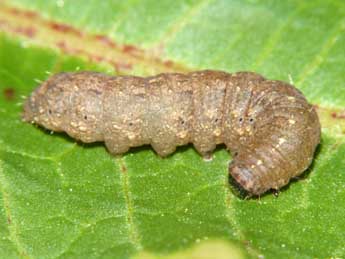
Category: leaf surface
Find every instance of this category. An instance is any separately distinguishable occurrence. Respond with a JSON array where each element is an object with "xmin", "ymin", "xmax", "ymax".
[{"xmin": 0, "ymin": 1, "xmax": 345, "ymax": 258}]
